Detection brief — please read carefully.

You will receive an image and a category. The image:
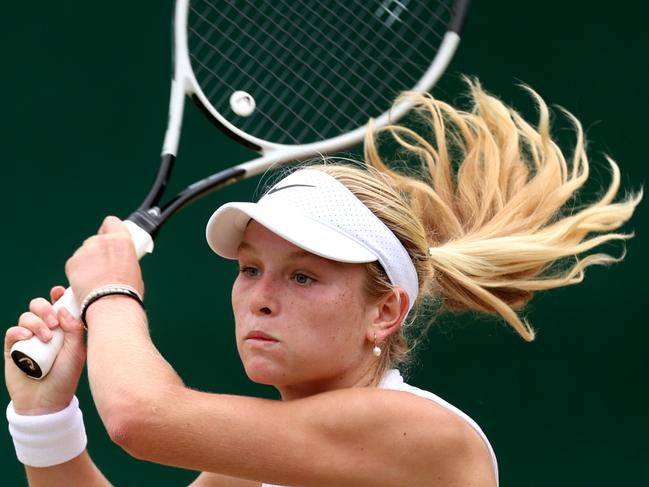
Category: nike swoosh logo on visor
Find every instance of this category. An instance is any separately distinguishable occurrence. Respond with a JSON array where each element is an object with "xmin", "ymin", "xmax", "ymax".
[{"xmin": 267, "ymin": 184, "xmax": 316, "ymax": 195}]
